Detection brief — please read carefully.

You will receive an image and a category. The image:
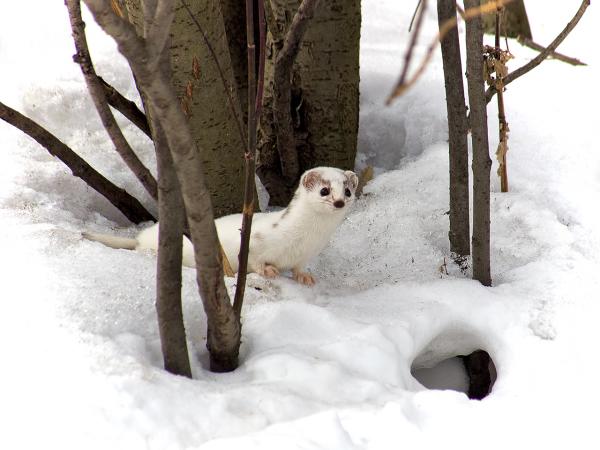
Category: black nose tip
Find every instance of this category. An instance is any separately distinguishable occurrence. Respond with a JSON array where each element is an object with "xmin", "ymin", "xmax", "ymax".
[{"xmin": 333, "ymin": 200, "xmax": 345, "ymax": 209}]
